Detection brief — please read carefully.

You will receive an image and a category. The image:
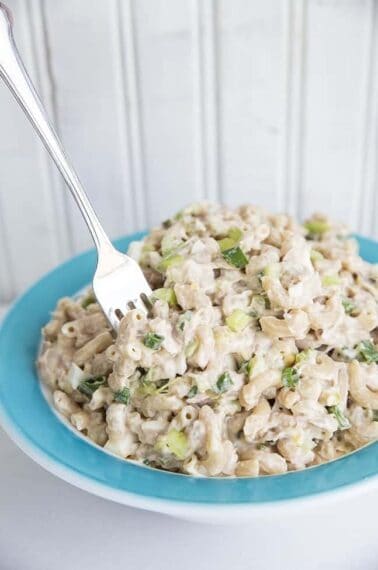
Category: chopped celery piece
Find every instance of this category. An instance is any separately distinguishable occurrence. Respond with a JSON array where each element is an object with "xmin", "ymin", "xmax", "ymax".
[
  {"xmin": 304, "ymin": 220, "xmax": 330, "ymax": 236},
  {"xmin": 155, "ymin": 429, "xmax": 188, "ymax": 460},
  {"xmin": 153, "ymin": 287, "xmax": 177, "ymax": 306},
  {"xmin": 356, "ymin": 340, "xmax": 378, "ymax": 364},
  {"xmin": 187, "ymin": 385, "xmax": 198, "ymax": 398},
  {"xmin": 215, "ymin": 371, "xmax": 233, "ymax": 394},
  {"xmin": 222, "ymin": 246, "xmax": 248, "ymax": 269},
  {"xmin": 185, "ymin": 338, "xmax": 199, "ymax": 358},
  {"xmin": 250, "ymin": 295, "xmax": 267, "ymax": 317},
  {"xmin": 143, "ymin": 332, "xmax": 164, "ymax": 350},
  {"xmin": 228, "ymin": 227, "xmax": 243, "ymax": 242},
  {"xmin": 158, "ymin": 254, "xmax": 184, "ymax": 272},
  {"xmin": 342, "ymin": 298, "xmax": 357, "ymax": 315},
  {"xmin": 327, "ymin": 405, "xmax": 351, "ymax": 430},
  {"xmin": 78, "ymin": 376, "xmax": 106, "ymax": 398},
  {"xmin": 219, "ymin": 237, "xmax": 236, "ymax": 252},
  {"xmin": 282, "ymin": 367, "xmax": 299, "ymax": 389},
  {"xmin": 310, "ymin": 249, "xmax": 324, "ymax": 263},
  {"xmin": 295, "ymin": 349, "xmax": 312, "ymax": 365},
  {"xmin": 322, "ymin": 275, "xmax": 340, "ymax": 287},
  {"xmin": 81, "ymin": 295, "xmax": 96, "ymax": 309},
  {"xmin": 226, "ymin": 309, "xmax": 252, "ymax": 332},
  {"xmin": 114, "ymin": 387, "xmax": 130, "ymax": 405}
]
